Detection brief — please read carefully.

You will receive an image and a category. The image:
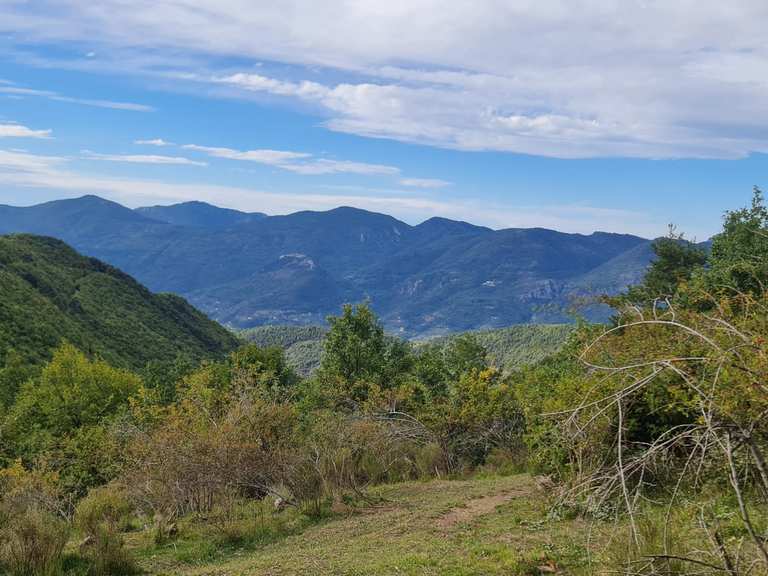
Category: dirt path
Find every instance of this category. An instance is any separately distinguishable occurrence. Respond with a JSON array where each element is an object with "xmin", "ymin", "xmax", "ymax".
[{"xmin": 436, "ymin": 488, "xmax": 530, "ymax": 530}]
